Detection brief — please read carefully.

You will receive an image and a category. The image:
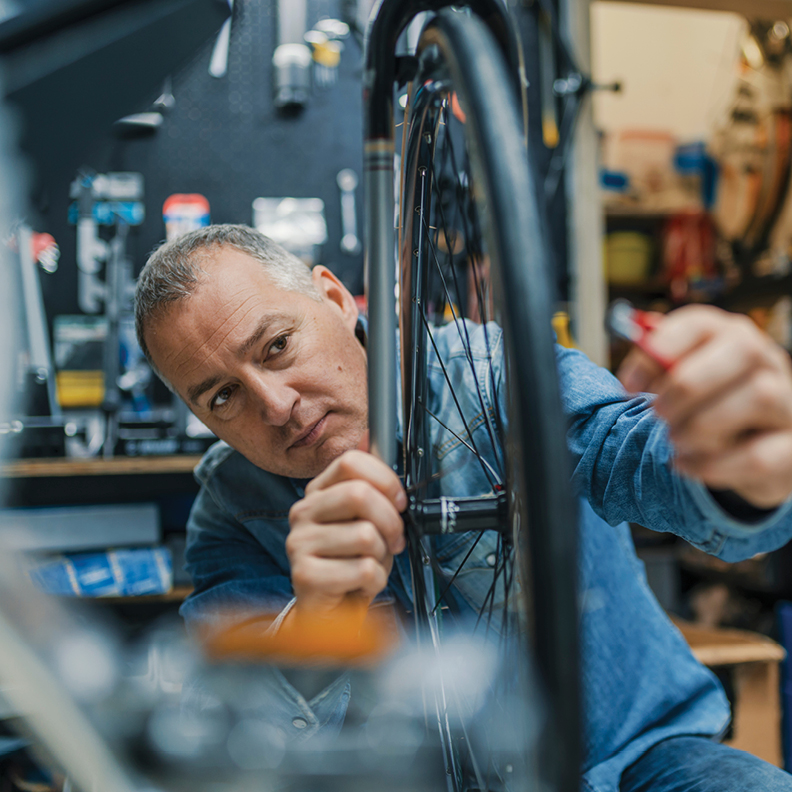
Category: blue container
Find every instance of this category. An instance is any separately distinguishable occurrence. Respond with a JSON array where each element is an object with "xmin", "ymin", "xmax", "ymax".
[
  {"xmin": 776, "ymin": 601, "xmax": 792, "ymax": 771},
  {"xmin": 29, "ymin": 546, "xmax": 172, "ymax": 597},
  {"xmin": 674, "ymin": 141, "xmax": 719, "ymax": 210},
  {"xmin": 600, "ymin": 169, "xmax": 630, "ymax": 193}
]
